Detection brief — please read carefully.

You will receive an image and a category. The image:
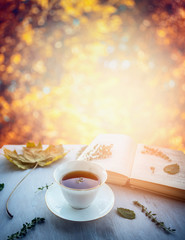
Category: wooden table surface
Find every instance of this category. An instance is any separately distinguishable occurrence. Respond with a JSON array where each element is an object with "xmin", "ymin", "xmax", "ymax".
[{"xmin": 0, "ymin": 145, "xmax": 185, "ymax": 240}]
